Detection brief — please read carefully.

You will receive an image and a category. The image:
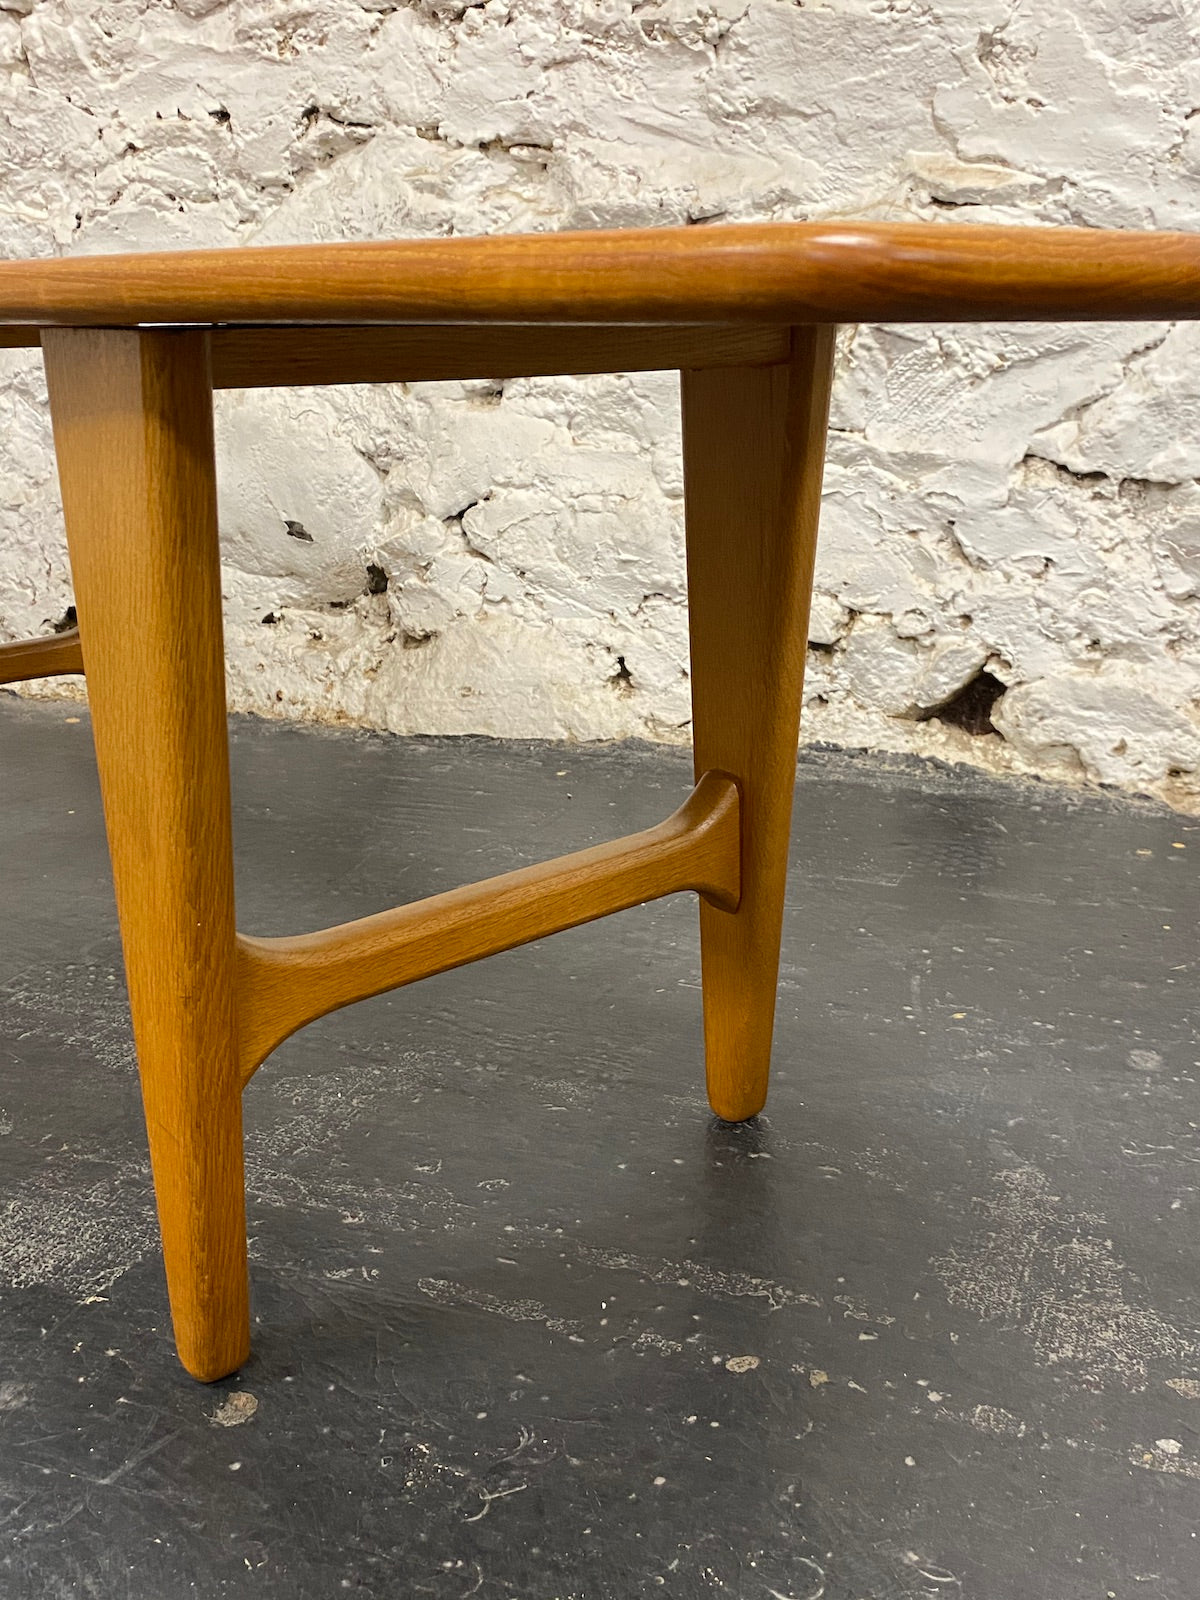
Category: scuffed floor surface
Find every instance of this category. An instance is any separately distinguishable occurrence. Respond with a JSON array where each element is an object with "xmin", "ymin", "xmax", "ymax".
[{"xmin": 1, "ymin": 698, "xmax": 1198, "ymax": 1600}]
